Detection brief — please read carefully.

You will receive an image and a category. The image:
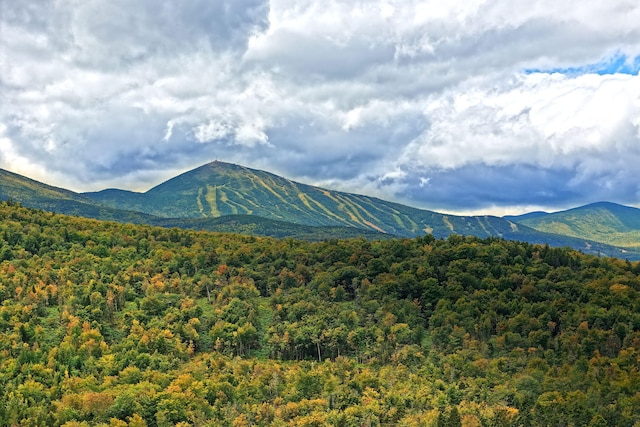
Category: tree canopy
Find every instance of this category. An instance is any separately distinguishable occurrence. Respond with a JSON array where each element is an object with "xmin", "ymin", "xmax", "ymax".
[{"xmin": 1, "ymin": 201, "xmax": 639, "ymax": 426}]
